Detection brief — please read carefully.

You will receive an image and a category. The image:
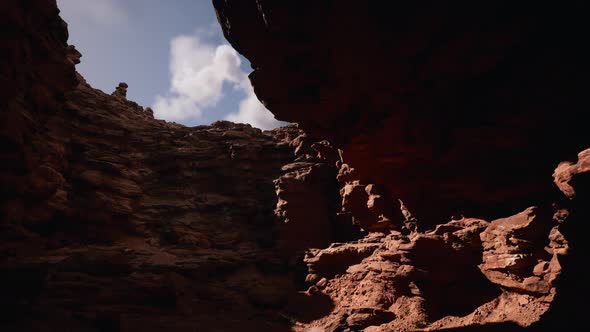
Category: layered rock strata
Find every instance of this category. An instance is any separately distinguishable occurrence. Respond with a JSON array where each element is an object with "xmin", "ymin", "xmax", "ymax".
[
  {"xmin": 0, "ymin": 74, "xmax": 313, "ymax": 330},
  {"xmin": 0, "ymin": 2, "xmax": 341, "ymax": 330},
  {"xmin": 1, "ymin": 0, "xmax": 590, "ymax": 331},
  {"xmin": 214, "ymin": 0, "xmax": 590, "ymax": 330}
]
